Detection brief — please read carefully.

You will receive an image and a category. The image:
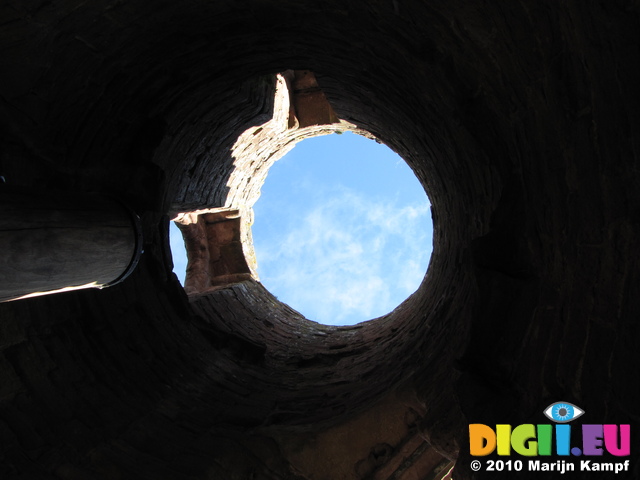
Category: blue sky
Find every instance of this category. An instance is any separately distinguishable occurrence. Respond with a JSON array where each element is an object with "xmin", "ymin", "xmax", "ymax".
[{"xmin": 170, "ymin": 131, "xmax": 433, "ymax": 326}]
